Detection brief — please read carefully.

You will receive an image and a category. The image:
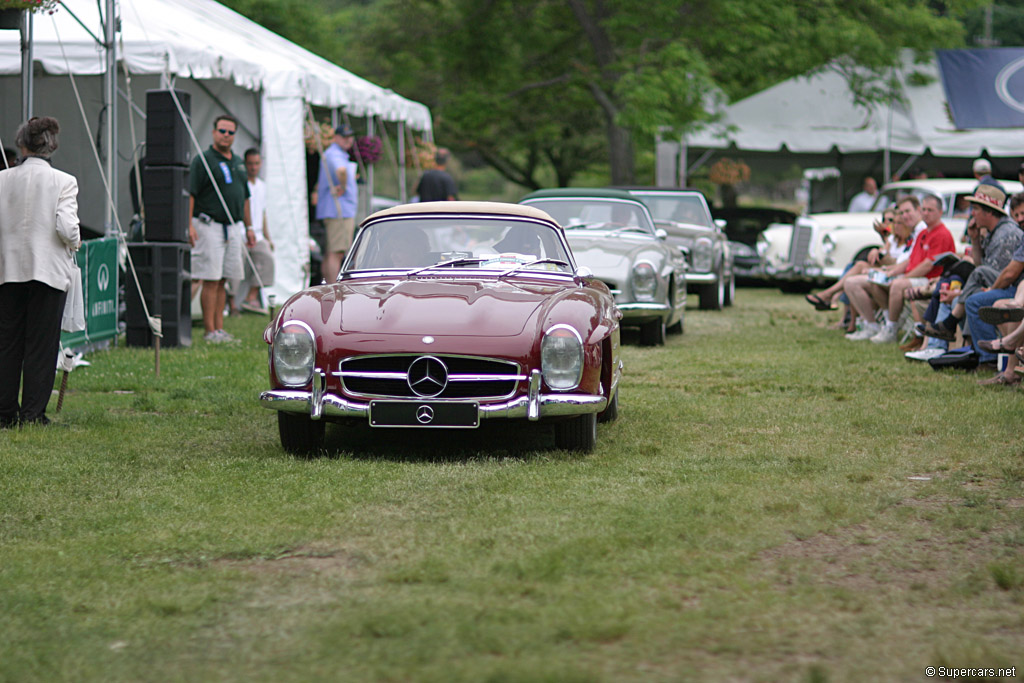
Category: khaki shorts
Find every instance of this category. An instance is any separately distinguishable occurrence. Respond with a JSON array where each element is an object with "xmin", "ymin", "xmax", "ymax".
[
  {"xmin": 192, "ymin": 218, "xmax": 244, "ymax": 281},
  {"xmin": 325, "ymin": 216, "xmax": 356, "ymax": 253}
]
